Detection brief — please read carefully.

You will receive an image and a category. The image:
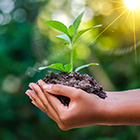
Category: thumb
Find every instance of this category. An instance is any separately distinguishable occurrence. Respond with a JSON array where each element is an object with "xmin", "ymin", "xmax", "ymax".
[{"xmin": 43, "ymin": 83, "xmax": 80, "ymax": 98}]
